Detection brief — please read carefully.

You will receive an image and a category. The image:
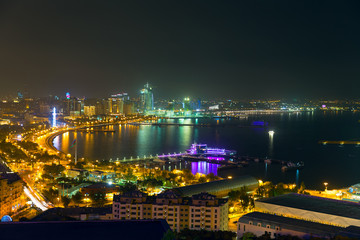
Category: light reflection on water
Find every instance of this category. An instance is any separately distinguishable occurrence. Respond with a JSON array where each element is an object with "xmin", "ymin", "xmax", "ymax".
[
  {"xmin": 55, "ymin": 123, "xmax": 195, "ymax": 160},
  {"xmin": 162, "ymin": 161, "xmax": 220, "ymax": 176},
  {"xmin": 53, "ymin": 113, "xmax": 360, "ymax": 189},
  {"xmin": 191, "ymin": 161, "xmax": 219, "ymax": 176}
]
